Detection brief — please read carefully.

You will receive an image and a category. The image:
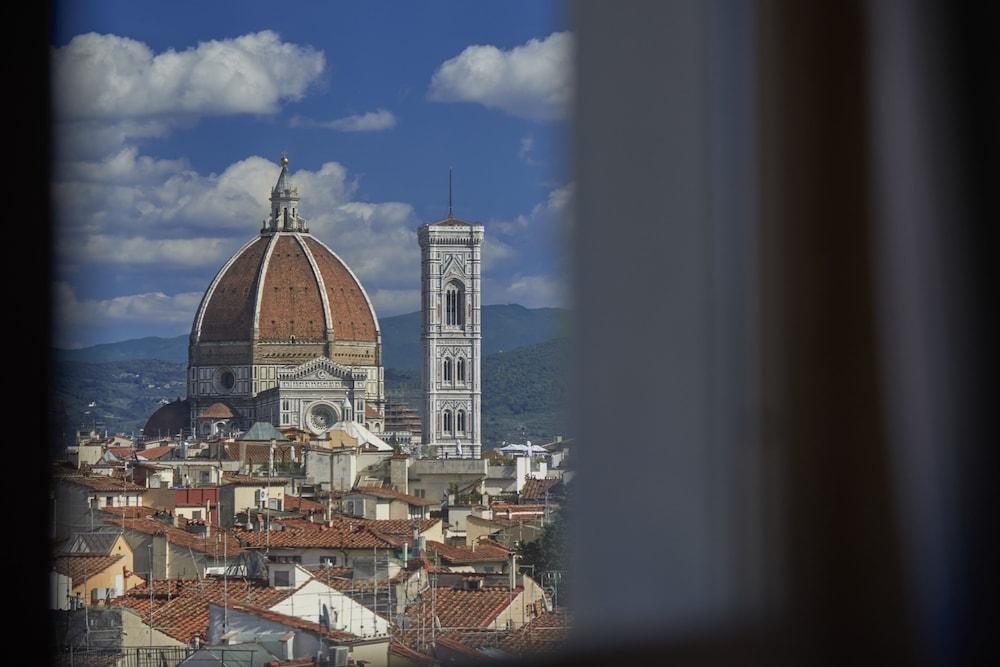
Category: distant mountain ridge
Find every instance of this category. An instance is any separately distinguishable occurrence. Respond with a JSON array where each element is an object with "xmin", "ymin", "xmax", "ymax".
[
  {"xmin": 51, "ymin": 338, "xmax": 568, "ymax": 449},
  {"xmin": 53, "ymin": 304, "xmax": 570, "ymax": 369}
]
